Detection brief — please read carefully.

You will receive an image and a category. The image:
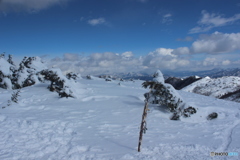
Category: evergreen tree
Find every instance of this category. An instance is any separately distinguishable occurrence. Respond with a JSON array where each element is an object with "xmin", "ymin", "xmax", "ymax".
[
  {"xmin": 7, "ymin": 54, "xmax": 15, "ymax": 65},
  {"xmin": 0, "ymin": 55, "xmax": 77, "ymax": 98},
  {"xmin": 11, "ymin": 90, "xmax": 21, "ymax": 103},
  {"xmin": 40, "ymin": 69, "xmax": 76, "ymax": 98},
  {"xmin": 0, "ymin": 54, "xmax": 14, "ymax": 89},
  {"xmin": 15, "ymin": 56, "xmax": 47, "ymax": 88},
  {"xmin": 66, "ymin": 72, "xmax": 79, "ymax": 81},
  {"xmin": 142, "ymin": 70, "xmax": 196, "ymax": 120},
  {"xmin": 0, "ymin": 53, "xmax": 5, "ymax": 59}
]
